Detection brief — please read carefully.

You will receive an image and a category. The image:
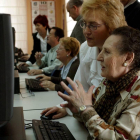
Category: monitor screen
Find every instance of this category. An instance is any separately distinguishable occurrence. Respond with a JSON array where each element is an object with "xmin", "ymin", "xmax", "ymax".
[{"xmin": 0, "ymin": 14, "xmax": 14, "ymax": 127}]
